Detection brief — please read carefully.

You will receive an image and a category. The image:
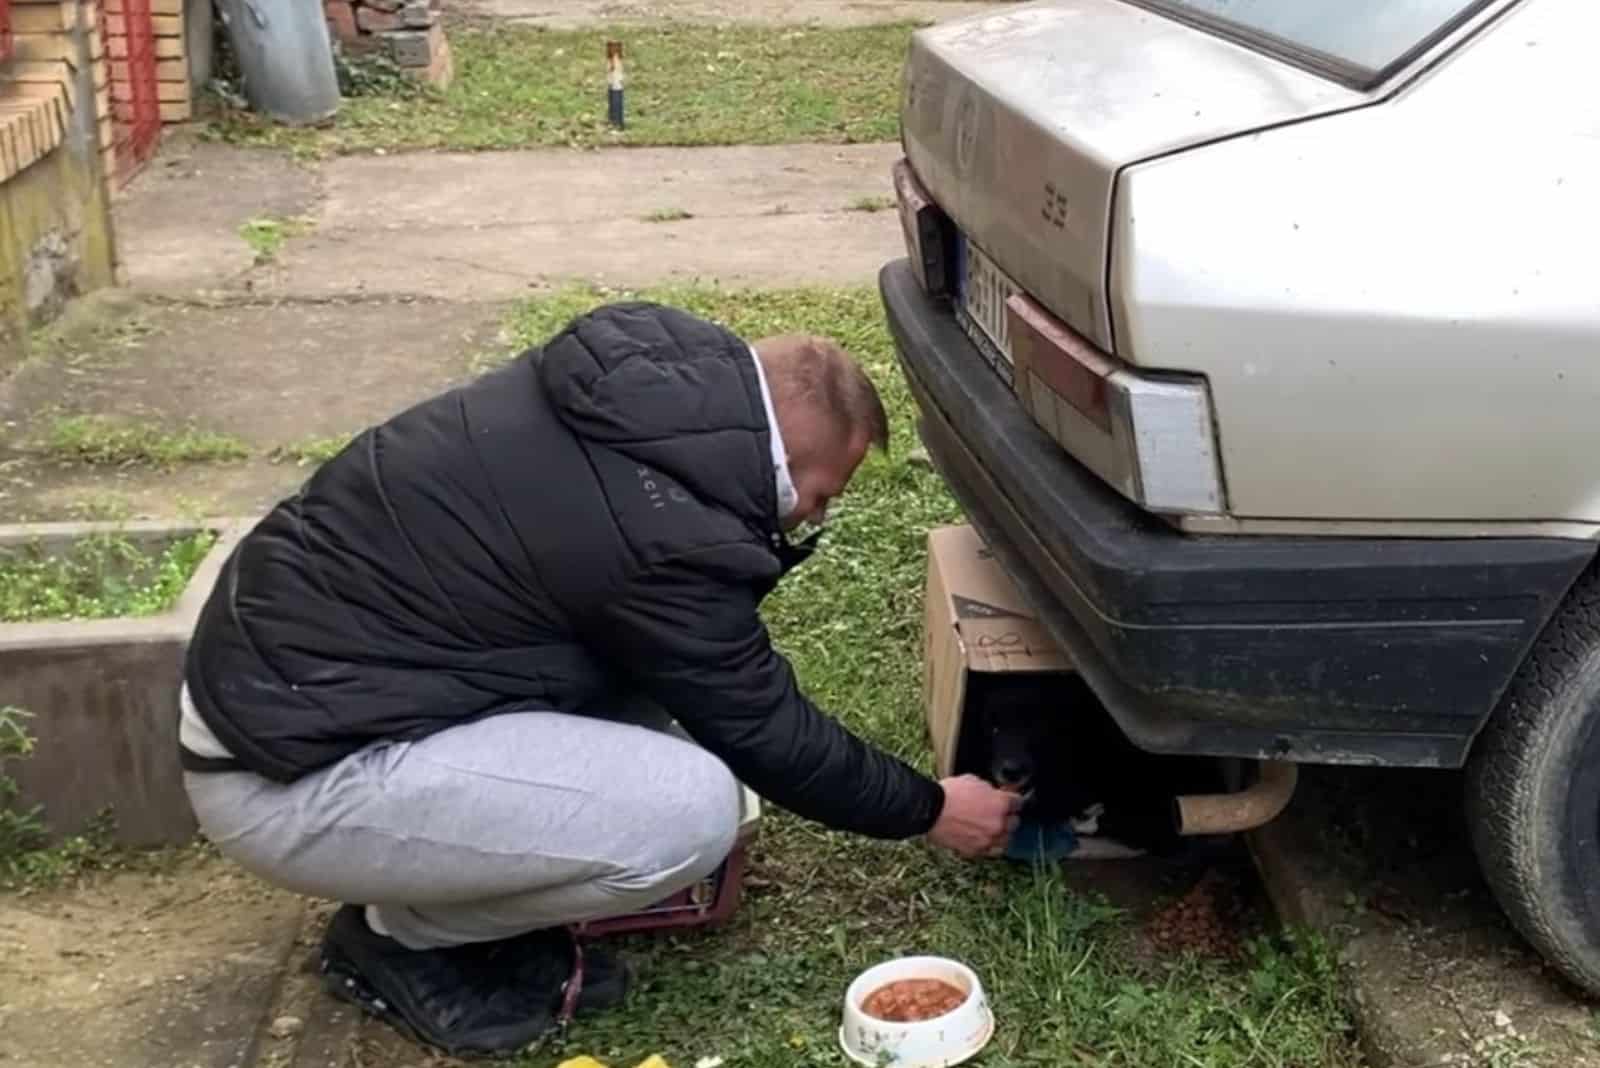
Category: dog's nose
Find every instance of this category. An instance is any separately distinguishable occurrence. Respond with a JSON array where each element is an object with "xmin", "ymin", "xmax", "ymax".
[{"xmin": 994, "ymin": 760, "xmax": 1030, "ymax": 786}]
